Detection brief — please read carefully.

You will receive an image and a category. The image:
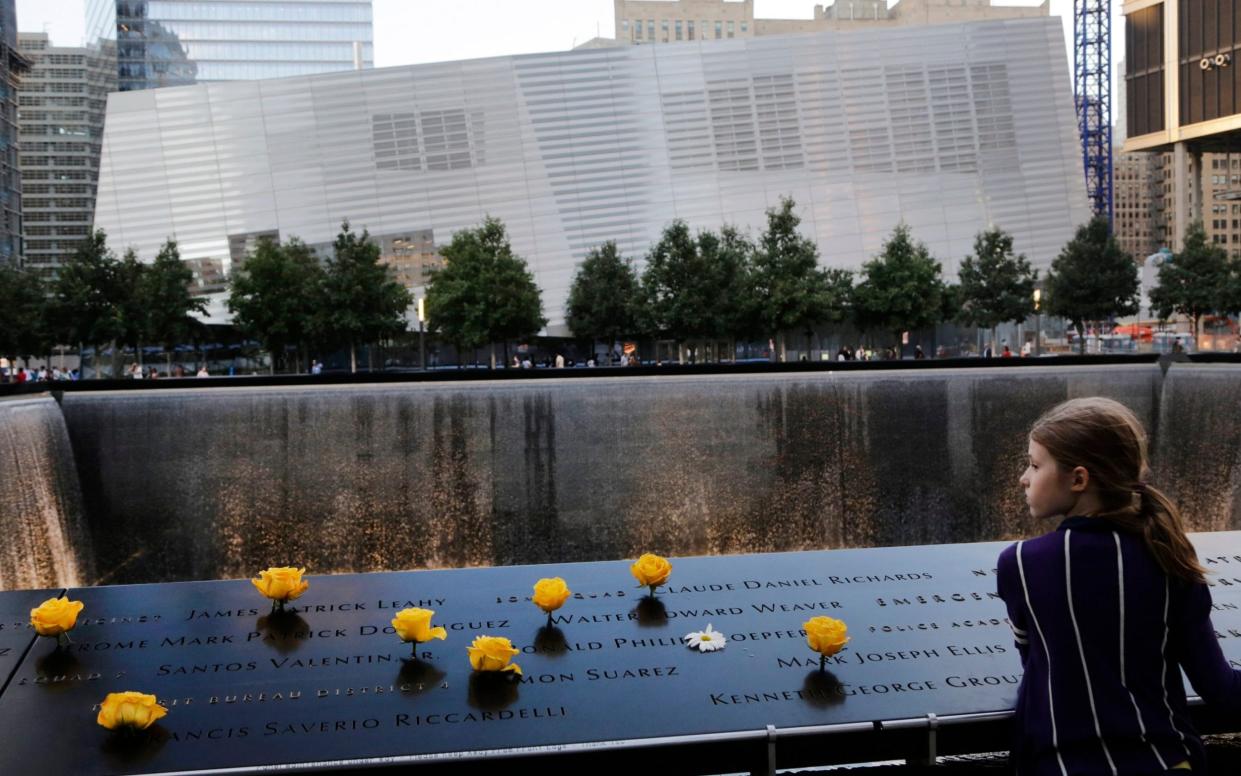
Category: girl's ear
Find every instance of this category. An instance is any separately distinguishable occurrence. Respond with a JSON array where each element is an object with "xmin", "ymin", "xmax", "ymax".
[{"xmin": 1069, "ymin": 465, "xmax": 1090, "ymax": 493}]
